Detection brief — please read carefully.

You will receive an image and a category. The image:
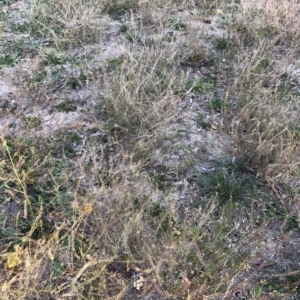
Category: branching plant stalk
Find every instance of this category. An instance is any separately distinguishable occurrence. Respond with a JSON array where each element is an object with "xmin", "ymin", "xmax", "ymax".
[{"xmin": 2, "ymin": 140, "xmax": 31, "ymax": 219}]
